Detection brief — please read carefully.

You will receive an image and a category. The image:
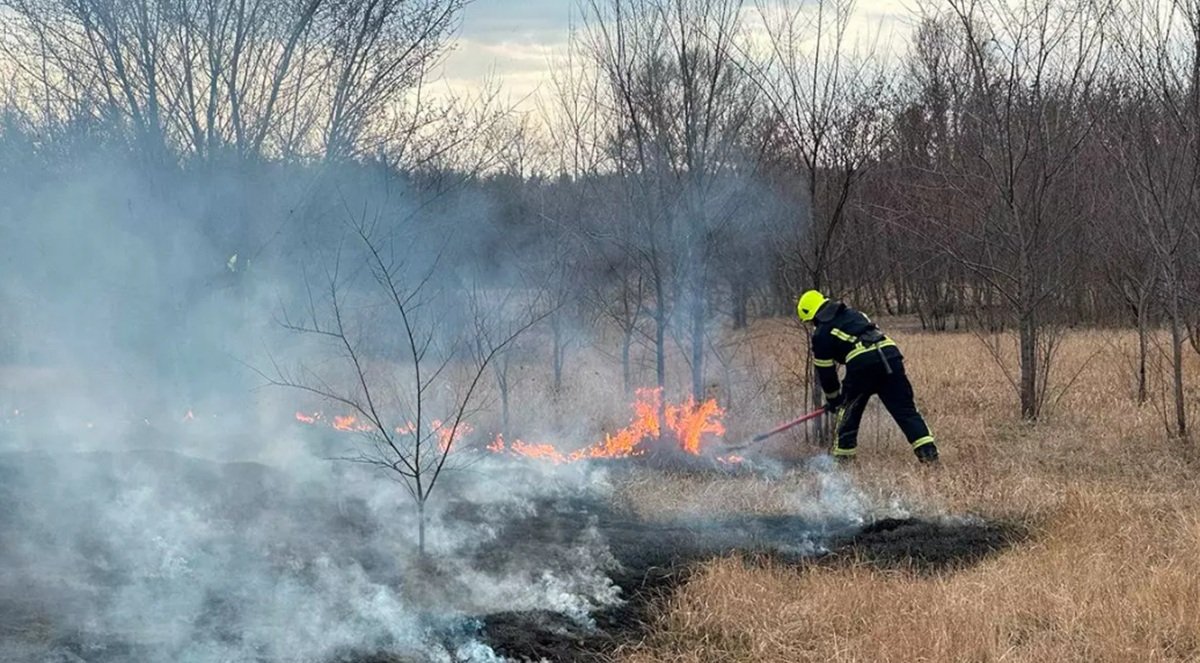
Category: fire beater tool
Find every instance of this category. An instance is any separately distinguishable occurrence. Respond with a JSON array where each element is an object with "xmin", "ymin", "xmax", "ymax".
[{"xmin": 724, "ymin": 407, "xmax": 828, "ymax": 451}]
